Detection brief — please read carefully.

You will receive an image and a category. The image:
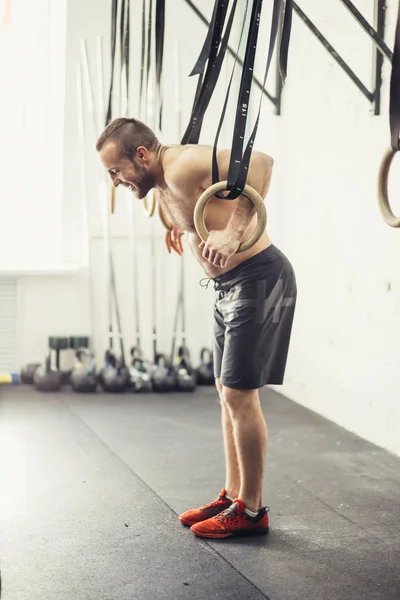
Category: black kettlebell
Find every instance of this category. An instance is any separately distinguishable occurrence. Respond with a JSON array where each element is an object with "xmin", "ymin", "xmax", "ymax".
[
  {"xmin": 151, "ymin": 353, "xmax": 176, "ymax": 392},
  {"xmin": 99, "ymin": 350, "xmax": 130, "ymax": 393},
  {"xmin": 196, "ymin": 347, "xmax": 215, "ymax": 385},
  {"xmin": 175, "ymin": 346, "xmax": 197, "ymax": 392},
  {"xmin": 34, "ymin": 356, "xmax": 63, "ymax": 392},
  {"xmin": 20, "ymin": 362, "xmax": 41, "ymax": 384},
  {"xmin": 70, "ymin": 349, "xmax": 97, "ymax": 393},
  {"xmin": 129, "ymin": 347, "xmax": 152, "ymax": 392}
]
